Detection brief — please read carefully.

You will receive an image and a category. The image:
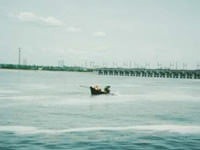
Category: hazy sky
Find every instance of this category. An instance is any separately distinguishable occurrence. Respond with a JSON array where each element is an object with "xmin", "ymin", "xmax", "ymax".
[{"xmin": 0, "ymin": 0, "xmax": 200, "ymax": 68}]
